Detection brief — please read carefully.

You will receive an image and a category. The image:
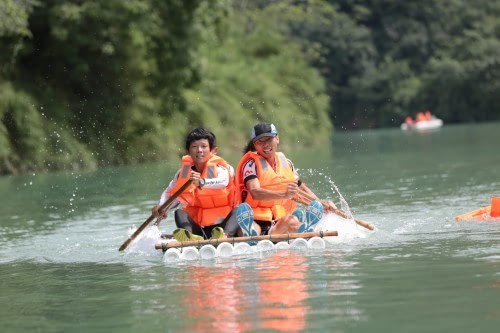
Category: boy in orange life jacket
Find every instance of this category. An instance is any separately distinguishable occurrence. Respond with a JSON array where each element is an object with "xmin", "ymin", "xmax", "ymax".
[
  {"xmin": 151, "ymin": 128, "xmax": 239, "ymax": 241},
  {"xmin": 235, "ymin": 123, "xmax": 337, "ymax": 236}
]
